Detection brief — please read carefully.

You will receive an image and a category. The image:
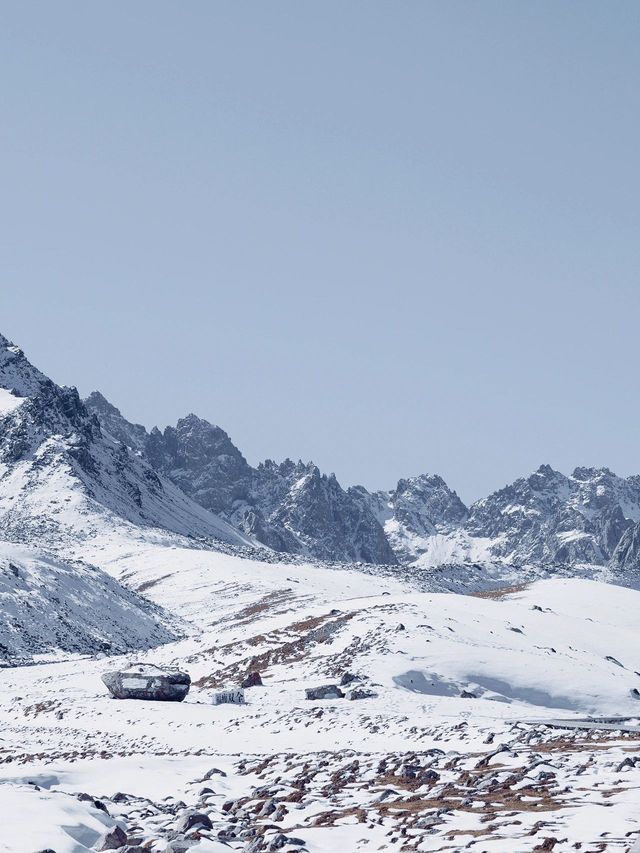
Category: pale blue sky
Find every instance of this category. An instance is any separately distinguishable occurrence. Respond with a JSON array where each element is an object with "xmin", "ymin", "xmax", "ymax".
[{"xmin": 2, "ymin": 2, "xmax": 640, "ymax": 502}]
